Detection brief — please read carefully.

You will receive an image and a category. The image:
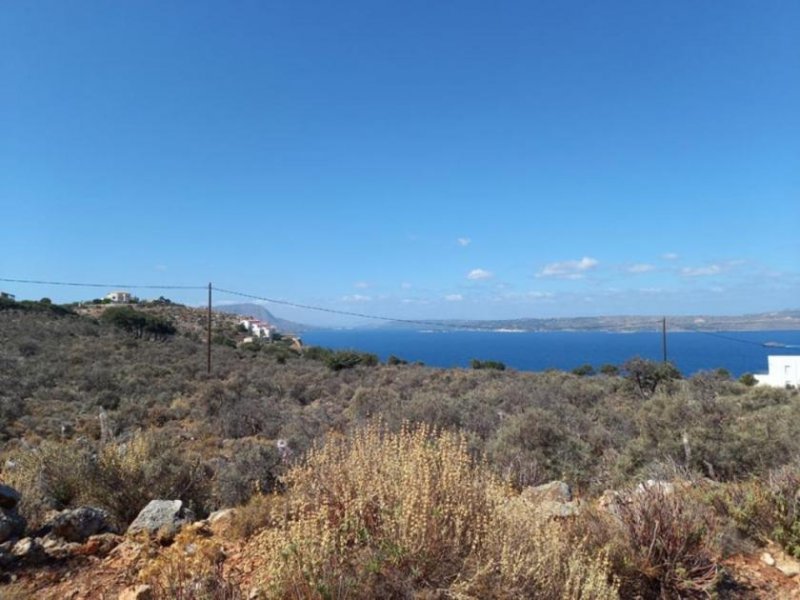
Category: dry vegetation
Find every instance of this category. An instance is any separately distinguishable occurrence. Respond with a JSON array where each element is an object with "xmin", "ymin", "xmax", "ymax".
[{"xmin": 2, "ymin": 302, "xmax": 800, "ymax": 597}]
